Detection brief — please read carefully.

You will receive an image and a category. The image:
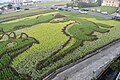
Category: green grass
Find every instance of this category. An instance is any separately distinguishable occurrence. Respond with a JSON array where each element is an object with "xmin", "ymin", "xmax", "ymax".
[{"xmin": 86, "ymin": 6, "xmax": 117, "ymax": 14}]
